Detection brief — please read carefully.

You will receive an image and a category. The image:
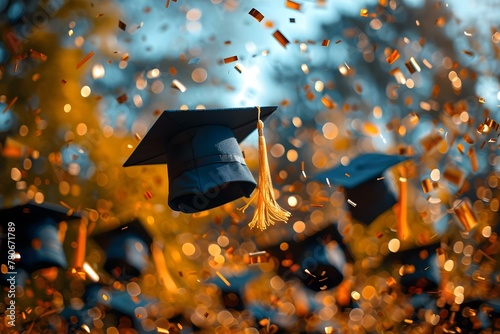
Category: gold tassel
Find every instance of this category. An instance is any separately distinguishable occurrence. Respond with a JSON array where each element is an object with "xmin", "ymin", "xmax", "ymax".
[{"xmin": 239, "ymin": 106, "xmax": 291, "ymax": 231}]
